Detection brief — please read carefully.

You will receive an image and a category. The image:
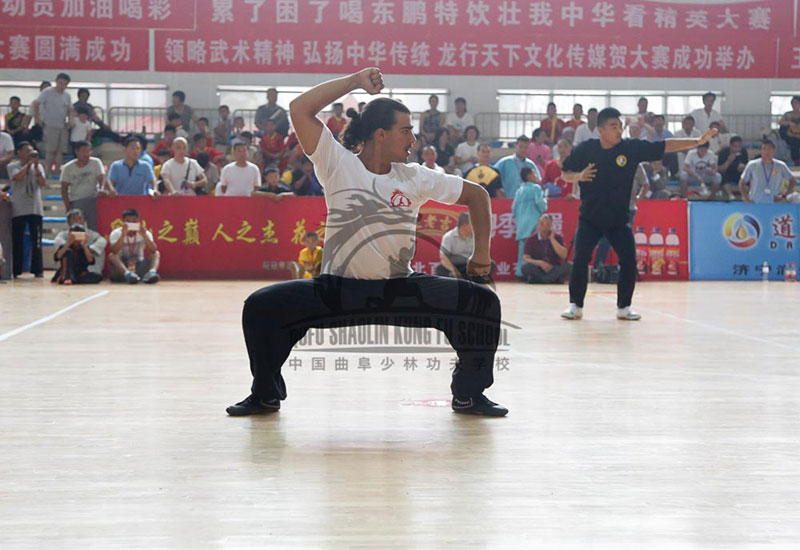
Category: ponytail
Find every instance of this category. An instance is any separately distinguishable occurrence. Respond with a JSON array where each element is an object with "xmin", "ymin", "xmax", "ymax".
[
  {"xmin": 341, "ymin": 108, "xmax": 363, "ymax": 152},
  {"xmin": 339, "ymin": 98, "xmax": 410, "ymax": 153}
]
